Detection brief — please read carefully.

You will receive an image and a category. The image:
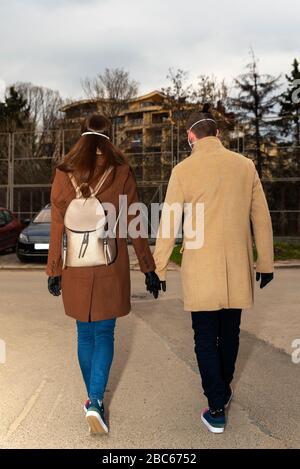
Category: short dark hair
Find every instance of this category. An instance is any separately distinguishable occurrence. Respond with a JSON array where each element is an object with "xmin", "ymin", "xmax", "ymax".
[{"xmin": 186, "ymin": 103, "xmax": 217, "ymax": 138}]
